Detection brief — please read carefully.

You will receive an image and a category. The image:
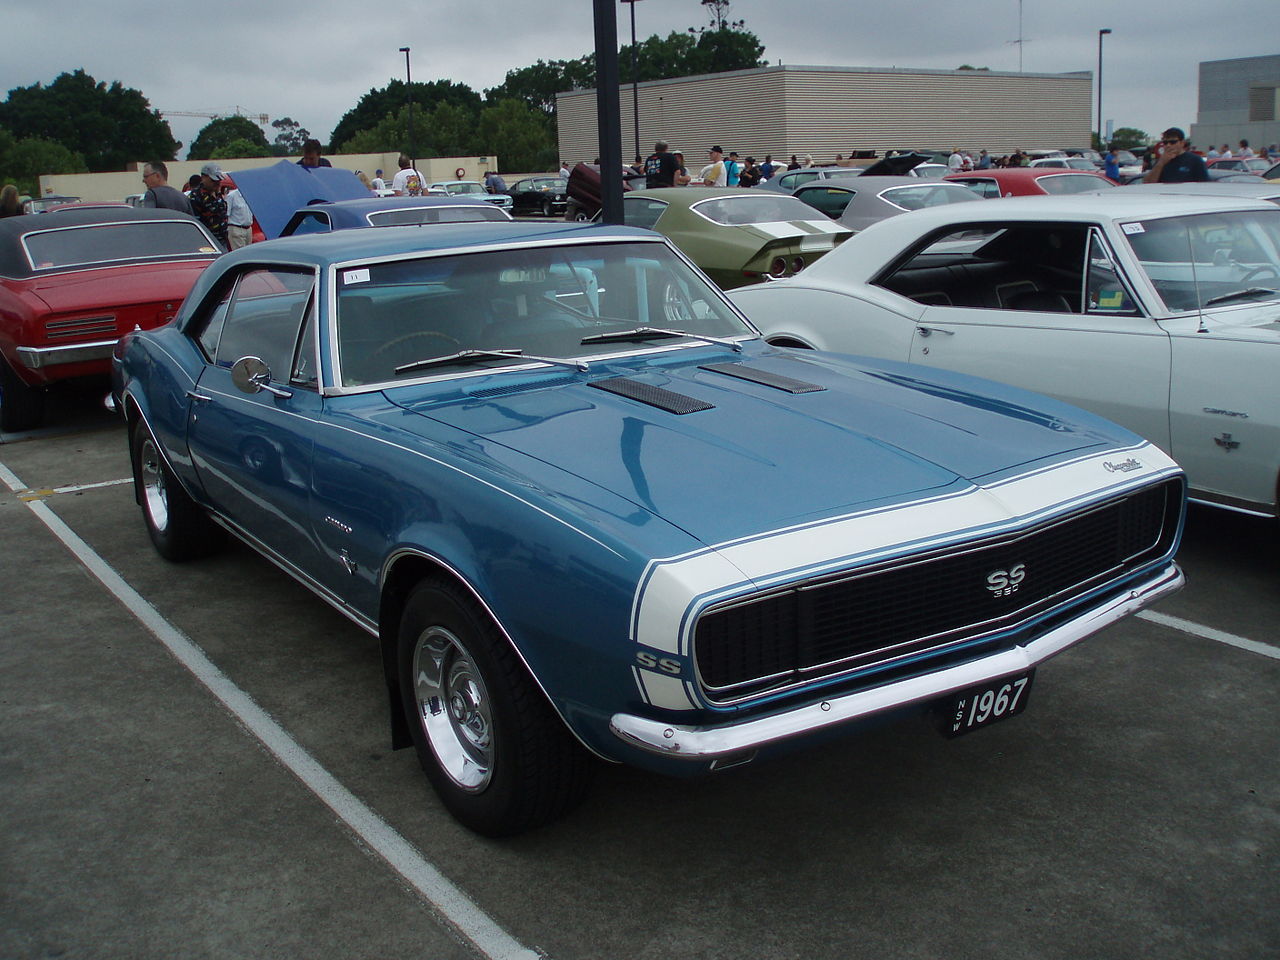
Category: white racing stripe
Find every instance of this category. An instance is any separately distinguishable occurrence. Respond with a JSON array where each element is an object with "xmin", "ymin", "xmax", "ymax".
[{"xmin": 0, "ymin": 459, "xmax": 542, "ymax": 960}]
